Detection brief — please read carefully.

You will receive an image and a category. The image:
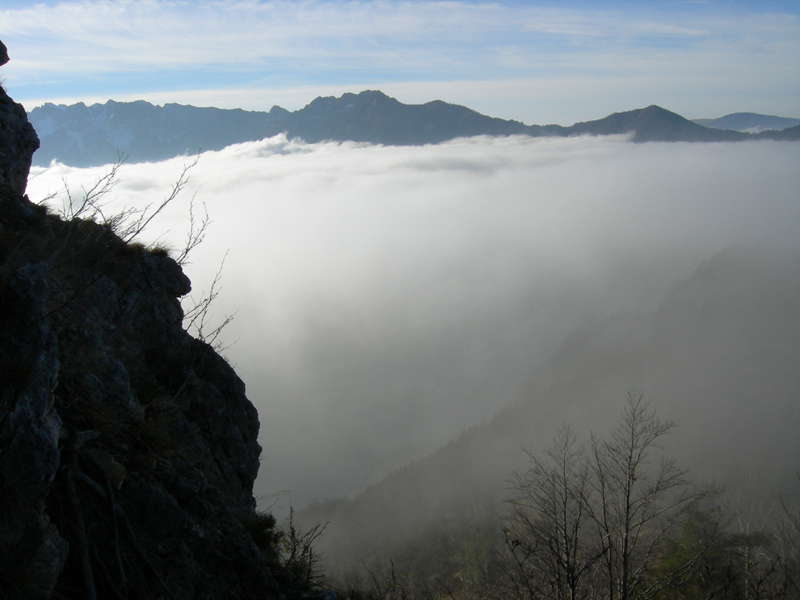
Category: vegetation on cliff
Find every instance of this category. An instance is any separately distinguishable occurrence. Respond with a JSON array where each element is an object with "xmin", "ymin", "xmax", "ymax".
[{"xmin": 0, "ymin": 43, "xmax": 325, "ymax": 600}]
